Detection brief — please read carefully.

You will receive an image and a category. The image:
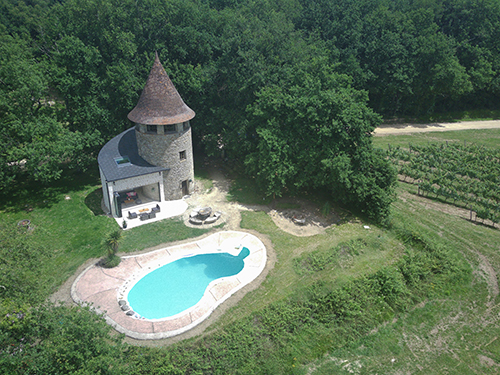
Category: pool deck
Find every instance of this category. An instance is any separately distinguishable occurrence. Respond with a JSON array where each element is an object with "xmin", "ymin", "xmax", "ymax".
[
  {"xmin": 115, "ymin": 199, "xmax": 188, "ymax": 230},
  {"xmin": 71, "ymin": 231, "xmax": 266, "ymax": 340}
]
